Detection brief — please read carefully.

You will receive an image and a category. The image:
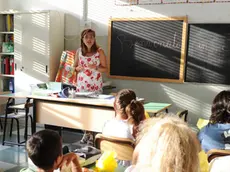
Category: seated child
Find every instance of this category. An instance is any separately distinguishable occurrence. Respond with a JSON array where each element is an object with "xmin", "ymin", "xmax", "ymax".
[
  {"xmin": 102, "ymin": 89, "xmax": 145, "ymax": 140},
  {"xmin": 198, "ymin": 90, "xmax": 230, "ymax": 152},
  {"xmin": 125, "ymin": 116, "xmax": 200, "ymax": 172},
  {"xmin": 20, "ymin": 129, "xmax": 82, "ymax": 172}
]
